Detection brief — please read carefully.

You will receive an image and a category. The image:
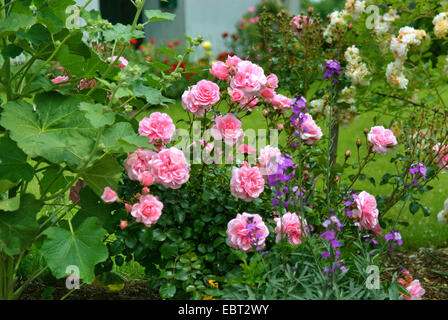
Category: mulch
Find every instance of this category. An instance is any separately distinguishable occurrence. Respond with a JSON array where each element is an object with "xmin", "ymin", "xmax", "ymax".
[{"xmin": 385, "ymin": 247, "xmax": 448, "ymax": 300}]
